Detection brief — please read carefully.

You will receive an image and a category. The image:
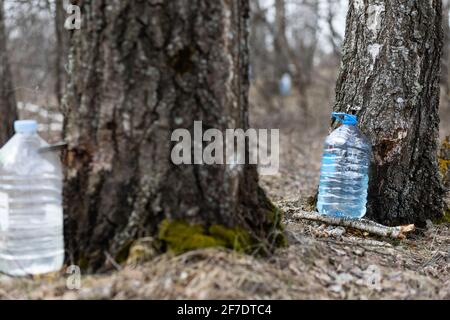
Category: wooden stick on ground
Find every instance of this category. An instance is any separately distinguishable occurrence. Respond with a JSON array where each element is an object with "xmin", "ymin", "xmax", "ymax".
[{"xmin": 292, "ymin": 210, "xmax": 415, "ymax": 239}]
